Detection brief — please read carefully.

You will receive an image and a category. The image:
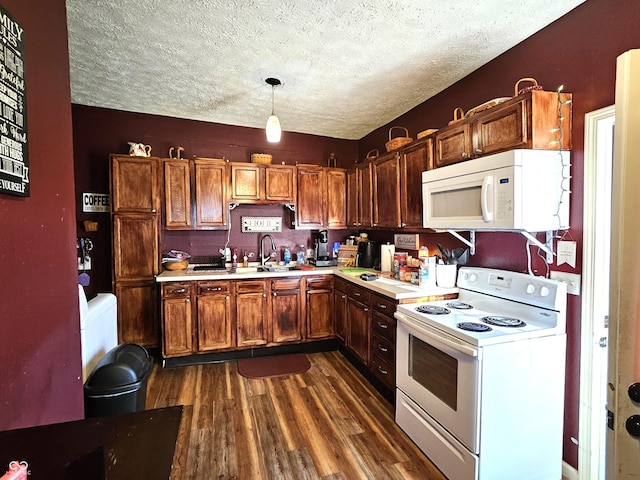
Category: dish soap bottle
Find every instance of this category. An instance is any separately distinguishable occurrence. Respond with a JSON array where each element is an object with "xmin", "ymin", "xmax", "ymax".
[
  {"xmin": 297, "ymin": 245, "xmax": 305, "ymax": 265},
  {"xmin": 283, "ymin": 247, "xmax": 291, "ymax": 265}
]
